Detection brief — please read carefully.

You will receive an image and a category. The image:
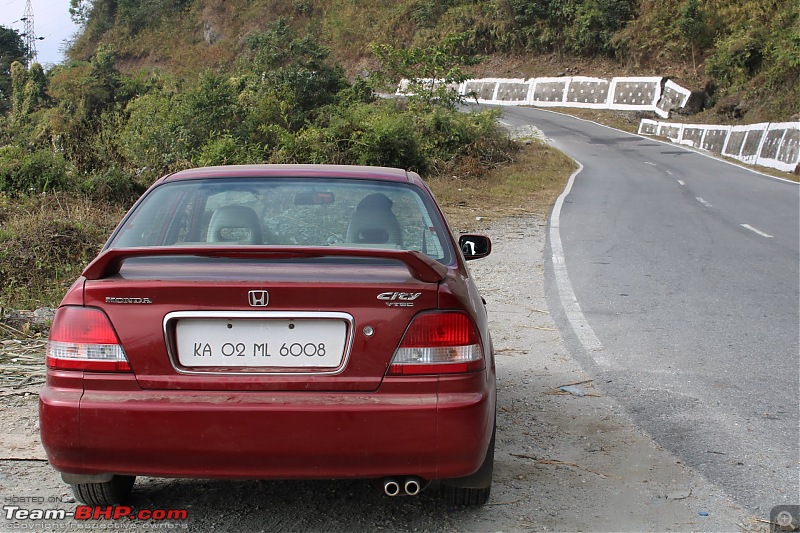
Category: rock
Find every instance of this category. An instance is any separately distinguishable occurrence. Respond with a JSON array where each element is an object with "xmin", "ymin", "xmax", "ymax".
[
  {"xmin": 33, "ymin": 307, "xmax": 55, "ymax": 323},
  {"xmin": 203, "ymin": 22, "xmax": 220, "ymax": 45},
  {"xmin": 667, "ymin": 488, "xmax": 692, "ymax": 500}
]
